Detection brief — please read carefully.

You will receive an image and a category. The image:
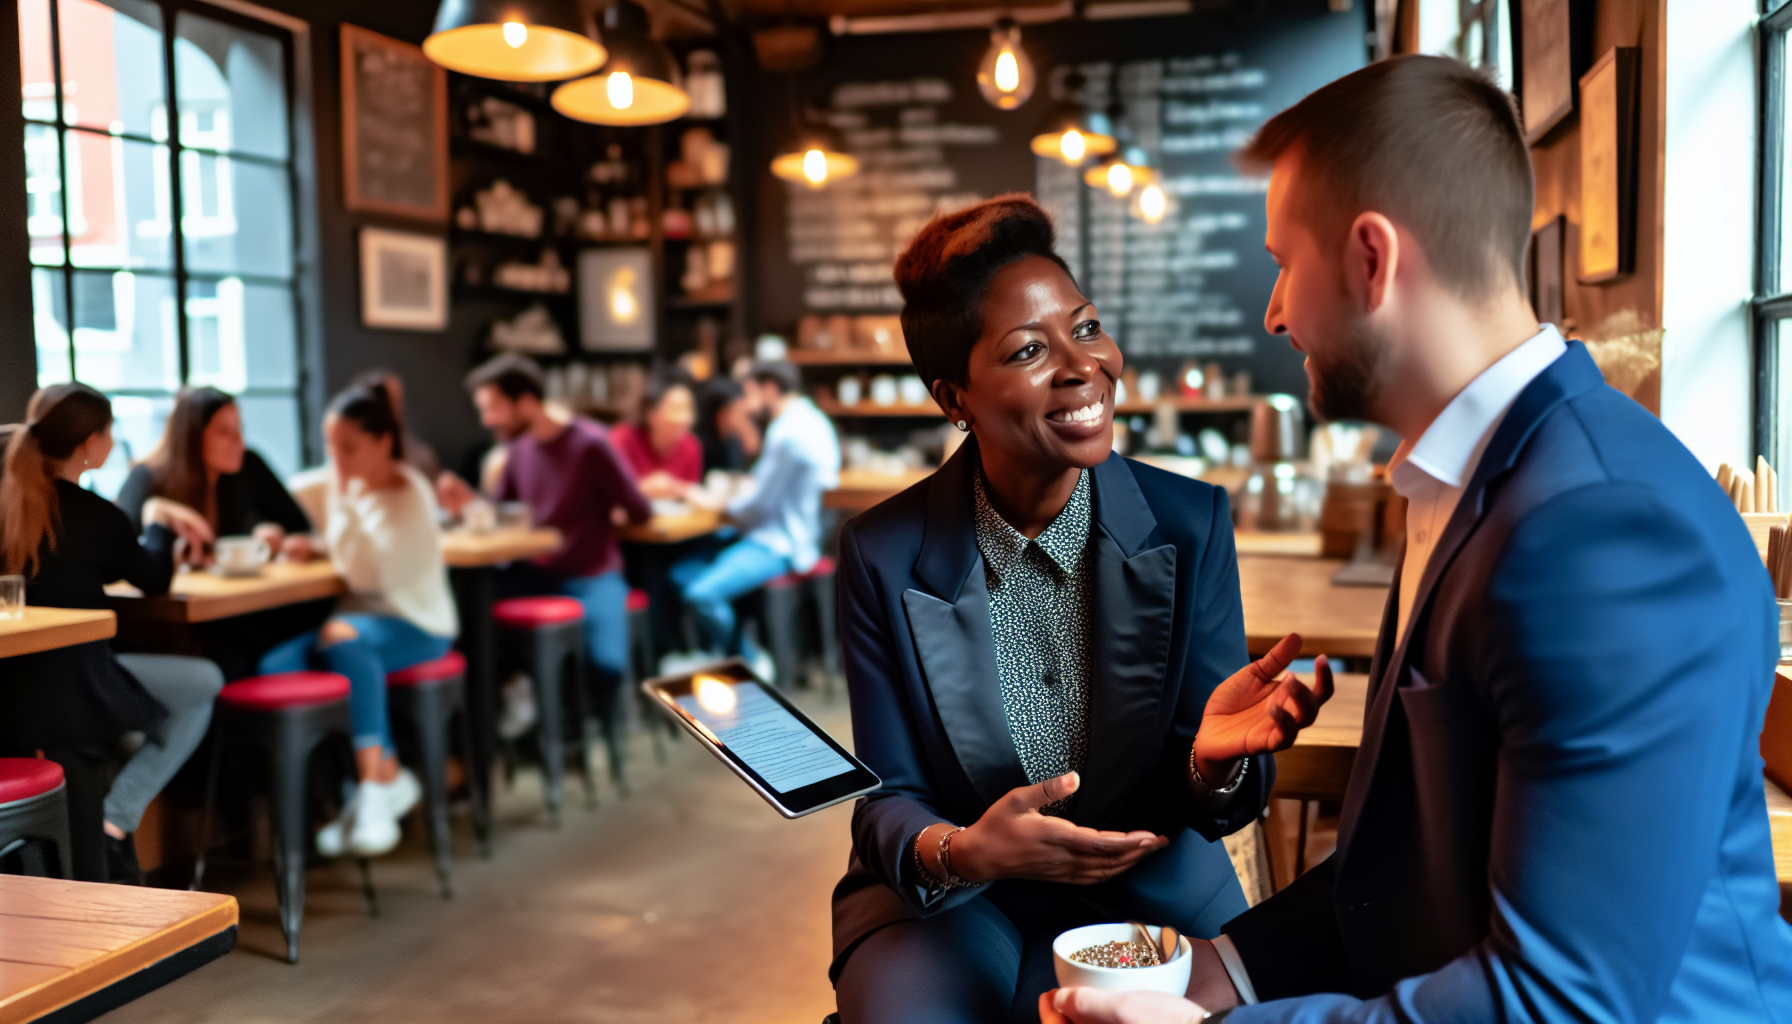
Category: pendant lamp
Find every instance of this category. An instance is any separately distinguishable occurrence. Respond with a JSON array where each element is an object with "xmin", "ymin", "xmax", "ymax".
[
  {"xmin": 771, "ymin": 145, "xmax": 859, "ymax": 188},
  {"xmin": 552, "ymin": 0, "xmax": 689, "ymax": 126},
  {"xmin": 976, "ymin": 19, "xmax": 1035, "ymax": 110},
  {"xmin": 424, "ymin": 0, "xmax": 604, "ymax": 82},
  {"xmin": 1029, "ymin": 74, "xmax": 1114, "ymax": 164},
  {"xmin": 1083, "ymin": 145, "xmax": 1155, "ymax": 197},
  {"xmin": 1133, "ymin": 181, "xmax": 1172, "ymax": 225}
]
